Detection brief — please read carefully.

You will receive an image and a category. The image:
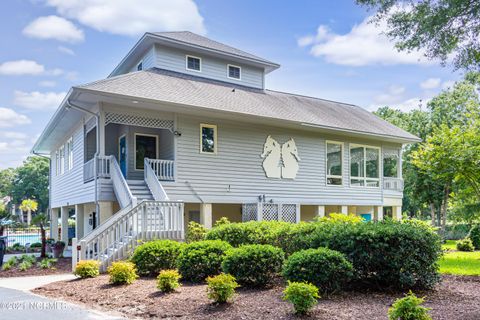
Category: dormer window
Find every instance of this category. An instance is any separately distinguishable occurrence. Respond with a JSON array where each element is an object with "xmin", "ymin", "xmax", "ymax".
[
  {"xmin": 186, "ymin": 55, "xmax": 201, "ymax": 72},
  {"xmin": 137, "ymin": 61, "xmax": 143, "ymax": 71},
  {"xmin": 227, "ymin": 65, "xmax": 241, "ymax": 80}
]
